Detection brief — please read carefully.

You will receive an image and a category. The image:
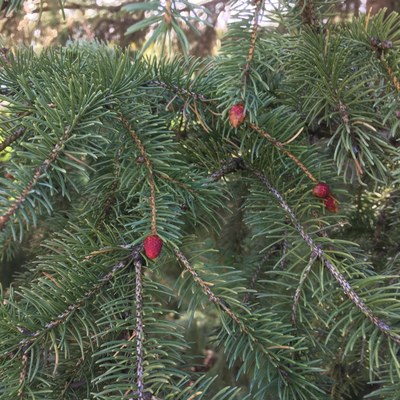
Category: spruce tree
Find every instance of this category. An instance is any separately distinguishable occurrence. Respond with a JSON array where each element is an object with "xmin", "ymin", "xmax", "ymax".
[{"xmin": 0, "ymin": 1, "xmax": 400, "ymax": 399}]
